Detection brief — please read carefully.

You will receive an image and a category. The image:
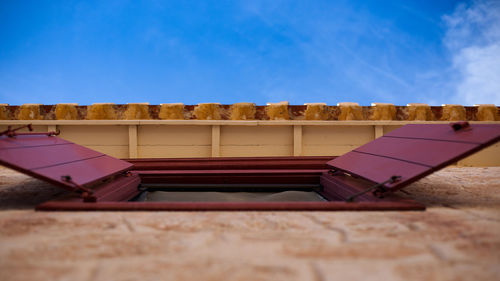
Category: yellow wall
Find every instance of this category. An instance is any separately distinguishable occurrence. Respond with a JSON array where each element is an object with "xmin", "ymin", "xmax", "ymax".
[{"xmin": 0, "ymin": 120, "xmax": 498, "ymax": 166}]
